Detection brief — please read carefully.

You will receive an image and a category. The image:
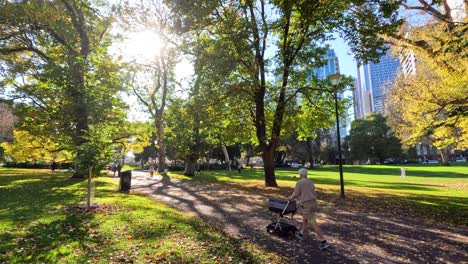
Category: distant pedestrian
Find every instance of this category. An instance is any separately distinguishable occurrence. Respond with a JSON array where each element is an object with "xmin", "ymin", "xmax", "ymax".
[
  {"xmin": 51, "ymin": 161, "xmax": 58, "ymax": 173},
  {"xmin": 289, "ymin": 168, "xmax": 330, "ymax": 250},
  {"xmin": 196, "ymin": 163, "xmax": 201, "ymax": 176},
  {"xmin": 112, "ymin": 162, "xmax": 121, "ymax": 177},
  {"xmin": 116, "ymin": 162, "xmax": 122, "ymax": 177},
  {"xmin": 148, "ymin": 158, "xmax": 155, "ymax": 177},
  {"xmin": 237, "ymin": 163, "xmax": 242, "ymax": 173},
  {"xmin": 400, "ymin": 167, "xmax": 406, "ymax": 178}
]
